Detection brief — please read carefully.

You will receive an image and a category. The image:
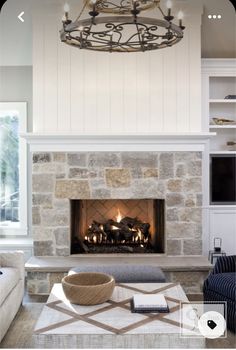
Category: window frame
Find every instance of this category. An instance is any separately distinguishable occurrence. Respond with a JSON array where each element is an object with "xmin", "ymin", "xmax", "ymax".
[{"xmin": 0, "ymin": 102, "xmax": 28, "ymax": 236}]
